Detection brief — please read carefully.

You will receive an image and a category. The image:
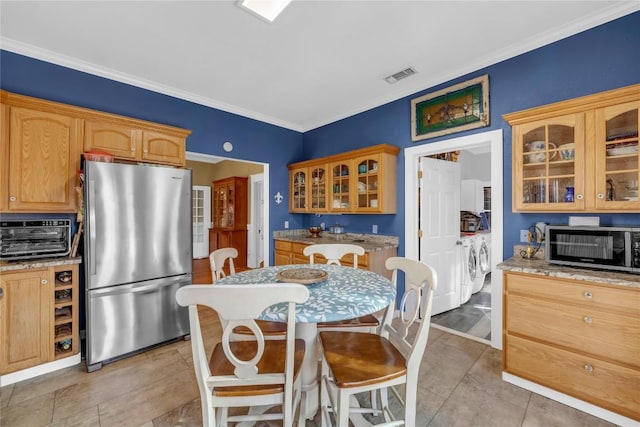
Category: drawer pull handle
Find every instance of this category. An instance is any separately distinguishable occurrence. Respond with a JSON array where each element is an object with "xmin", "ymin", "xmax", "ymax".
[
  {"xmin": 583, "ymin": 291, "xmax": 593, "ymax": 299},
  {"xmin": 584, "ymin": 316, "xmax": 592, "ymax": 324},
  {"xmin": 584, "ymin": 364, "xmax": 594, "ymax": 373}
]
